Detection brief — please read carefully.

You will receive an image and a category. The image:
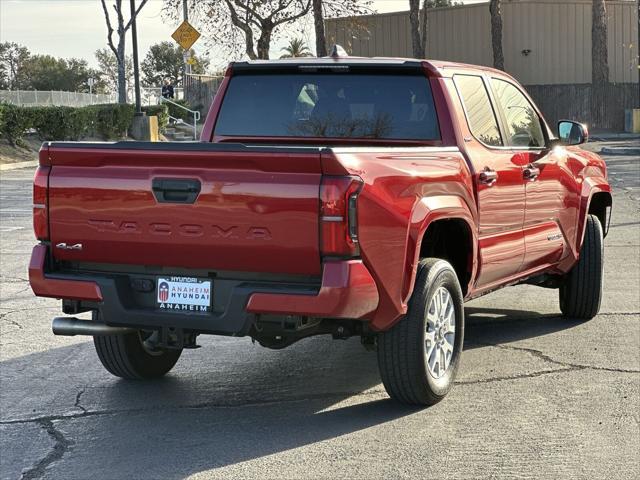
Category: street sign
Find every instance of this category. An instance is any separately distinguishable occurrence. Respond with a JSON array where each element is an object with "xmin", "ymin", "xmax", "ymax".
[{"xmin": 171, "ymin": 20, "xmax": 201, "ymax": 51}]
